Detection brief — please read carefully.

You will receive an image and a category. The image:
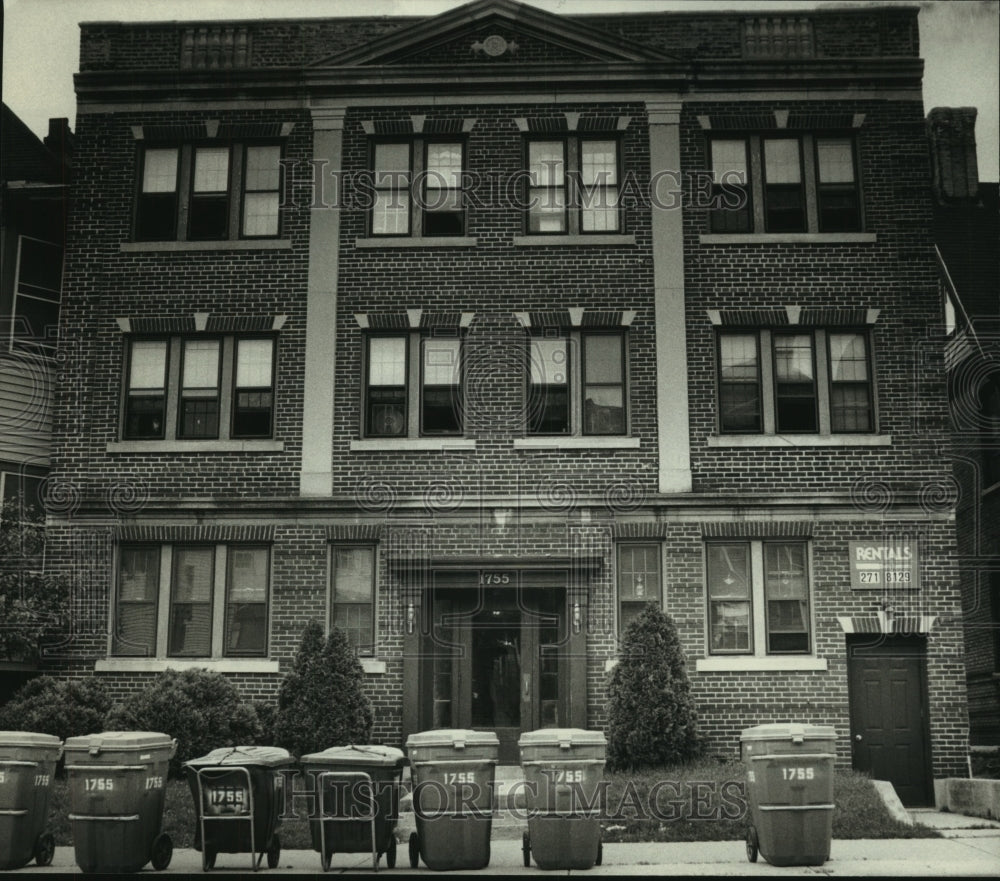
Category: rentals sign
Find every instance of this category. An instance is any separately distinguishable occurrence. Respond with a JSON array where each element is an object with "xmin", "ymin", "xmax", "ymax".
[{"xmin": 849, "ymin": 540, "xmax": 919, "ymax": 590}]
